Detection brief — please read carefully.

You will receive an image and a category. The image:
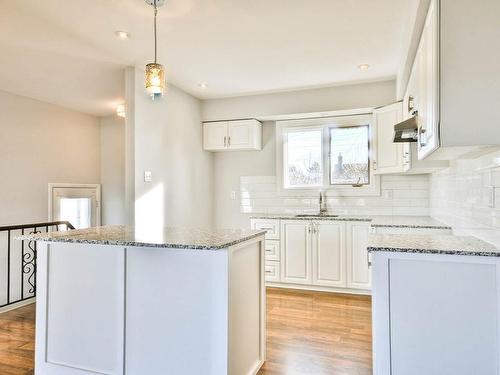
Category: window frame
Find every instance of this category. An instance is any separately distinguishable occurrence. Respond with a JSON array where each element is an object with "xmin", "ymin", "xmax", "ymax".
[{"xmin": 276, "ymin": 113, "xmax": 380, "ymax": 197}]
